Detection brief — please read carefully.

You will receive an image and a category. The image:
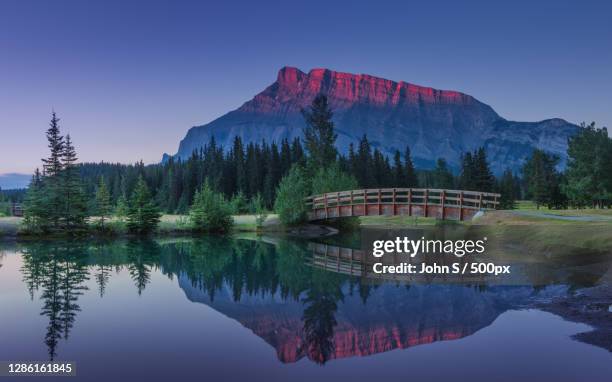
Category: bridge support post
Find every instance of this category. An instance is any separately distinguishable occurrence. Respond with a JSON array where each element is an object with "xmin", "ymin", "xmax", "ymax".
[
  {"xmin": 459, "ymin": 192, "xmax": 464, "ymax": 220},
  {"xmin": 392, "ymin": 188, "xmax": 396, "ymax": 216},
  {"xmin": 441, "ymin": 190, "xmax": 446, "ymax": 220},
  {"xmin": 363, "ymin": 189, "xmax": 366, "ymax": 216},
  {"xmin": 408, "ymin": 188, "xmax": 412, "ymax": 216},
  {"xmin": 324, "ymin": 193, "xmax": 328, "ymax": 219},
  {"xmin": 424, "ymin": 189, "xmax": 428, "ymax": 218}
]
